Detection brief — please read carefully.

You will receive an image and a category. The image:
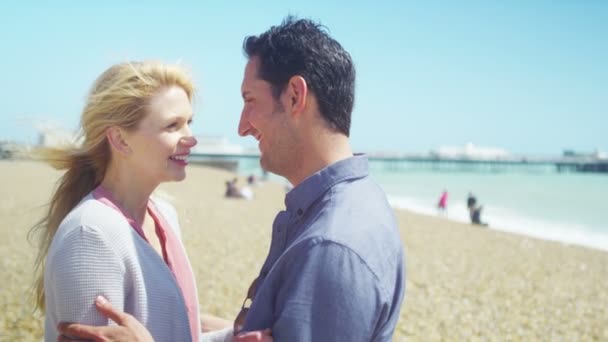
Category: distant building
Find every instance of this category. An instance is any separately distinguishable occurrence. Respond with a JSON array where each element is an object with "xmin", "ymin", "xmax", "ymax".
[
  {"xmin": 595, "ymin": 149, "xmax": 608, "ymax": 160},
  {"xmin": 35, "ymin": 130, "xmax": 253, "ymax": 159},
  {"xmin": 37, "ymin": 128, "xmax": 77, "ymax": 147},
  {"xmin": 191, "ymin": 136, "xmax": 246, "ymax": 155},
  {"xmin": 563, "ymin": 149, "xmax": 607, "ymax": 160},
  {"xmin": 431, "ymin": 143, "xmax": 510, "ymax": 160}
]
